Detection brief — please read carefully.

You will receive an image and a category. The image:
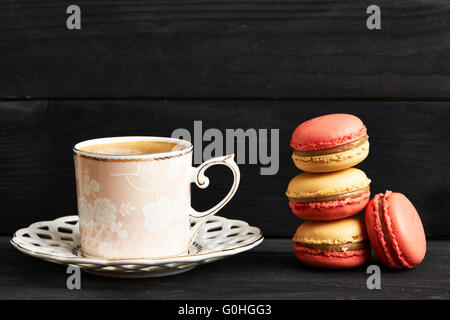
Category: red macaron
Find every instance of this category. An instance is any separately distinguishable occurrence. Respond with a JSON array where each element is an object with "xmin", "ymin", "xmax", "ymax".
[
  {"xmin": 365, "ymin": 191, "xmax": 426, "ymax": 269},
  {"xmin": 290, "ymin": 114, "xmax": 370, "ymax": 173},
  {"xmin": 294, "ymin": 243, "xmax": 371, "ymax": 269}
]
